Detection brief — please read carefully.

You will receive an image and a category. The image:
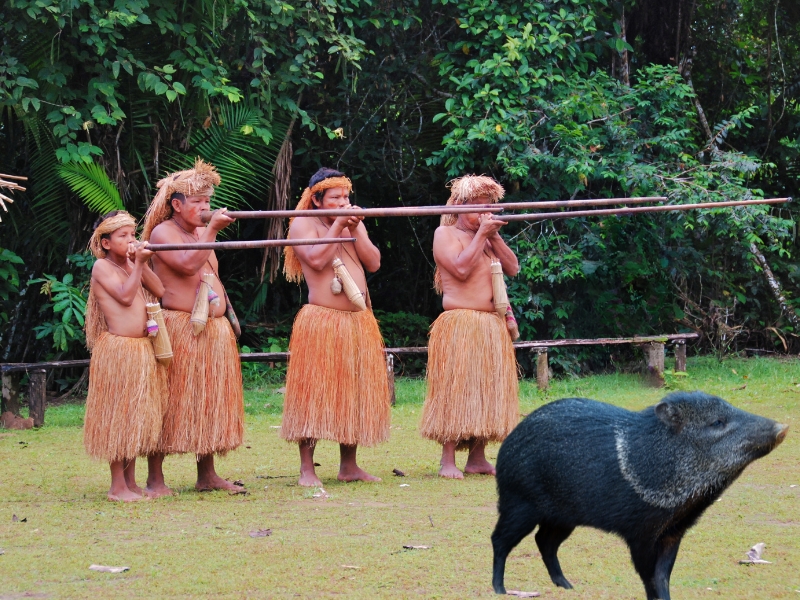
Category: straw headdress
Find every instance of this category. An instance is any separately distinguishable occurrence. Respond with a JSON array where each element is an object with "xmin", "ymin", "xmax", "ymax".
[
  {"xmin": 434, "ymin": 175, "xmax": 505, "ymax": 293},
  {"xmin": 88, "ymin": 211, "xmax": 137, "ymax": 259},
  {"xmin": 141, "ymin": 158, "xmax": 221, "ymax": 241},
  {"xmin": 282, "ymin": 175, "xmax": 353, "ymax": 283}
]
